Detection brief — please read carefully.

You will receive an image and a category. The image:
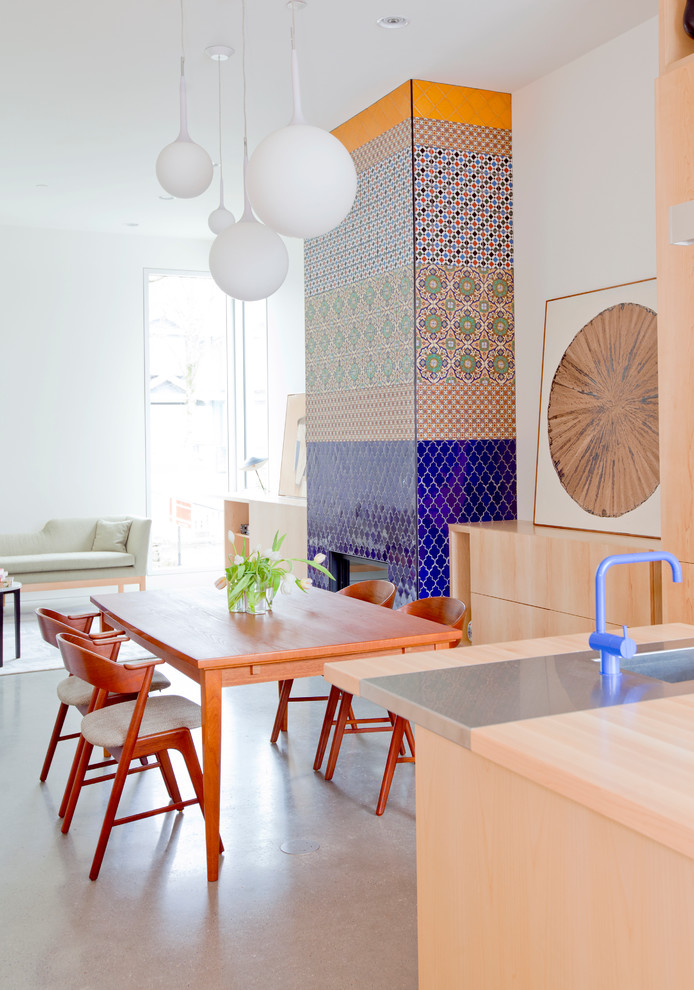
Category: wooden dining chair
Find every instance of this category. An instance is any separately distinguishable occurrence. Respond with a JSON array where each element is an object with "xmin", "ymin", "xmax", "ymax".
[
  {"xmin": 270, "ymin": 579, "xmax": 397, "ymax": 743},
  {"xmin": 36, "ymin": 607, "xmax": 170, "ymax": 782},
  {"xmin": 56, "ymin": 632, "xmax": 221, "ymax": 881},
  {"xmin": 315, "ymin": 595, "xmax": 467, "ymax": 815}
]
